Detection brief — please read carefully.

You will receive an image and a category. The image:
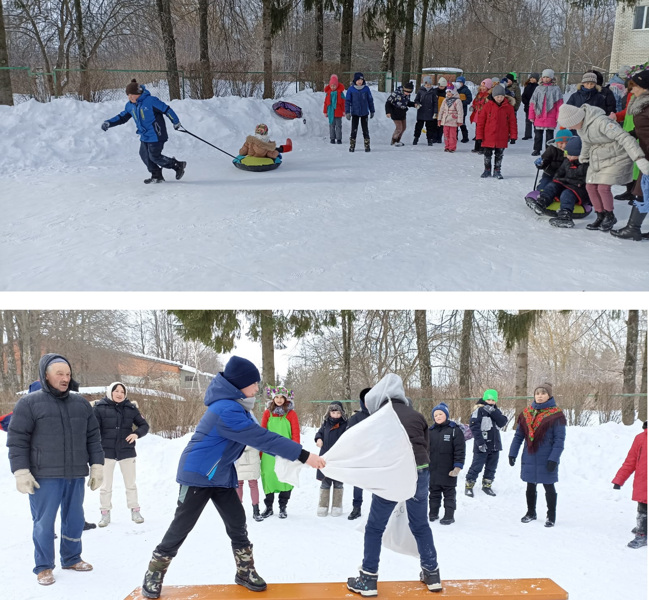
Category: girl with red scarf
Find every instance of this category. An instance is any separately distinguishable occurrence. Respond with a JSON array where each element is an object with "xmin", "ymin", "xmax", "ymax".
[{"xmin": 508, "ymin": 383, "xmax": 566, "ymax": 527}]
